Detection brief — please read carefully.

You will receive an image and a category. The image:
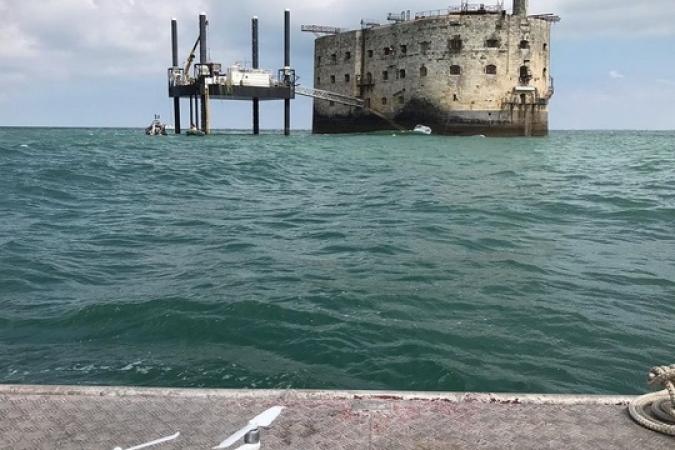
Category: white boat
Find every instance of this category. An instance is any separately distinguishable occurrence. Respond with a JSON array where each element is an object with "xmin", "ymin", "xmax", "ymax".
[
  {"xmin": 186, "ymin": 126, "xmax": 205, "ymax": 137},
  {"xmin": 145, "ymin": 115, "xmax": 167, "ymax": 136},
  {"xmin": 413, "ymin": 125, "xmax": 432, "ymax": 135}
]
